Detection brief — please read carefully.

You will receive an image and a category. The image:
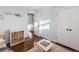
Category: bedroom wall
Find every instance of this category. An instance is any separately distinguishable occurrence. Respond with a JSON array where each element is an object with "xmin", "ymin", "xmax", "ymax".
[
  {"xmin": 0, "ymin": 14, "xmax": 28, "ymax": 43},
  {"xmin": 34, "ymin": 7, "xmax": 57, "ymax": 41}
]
